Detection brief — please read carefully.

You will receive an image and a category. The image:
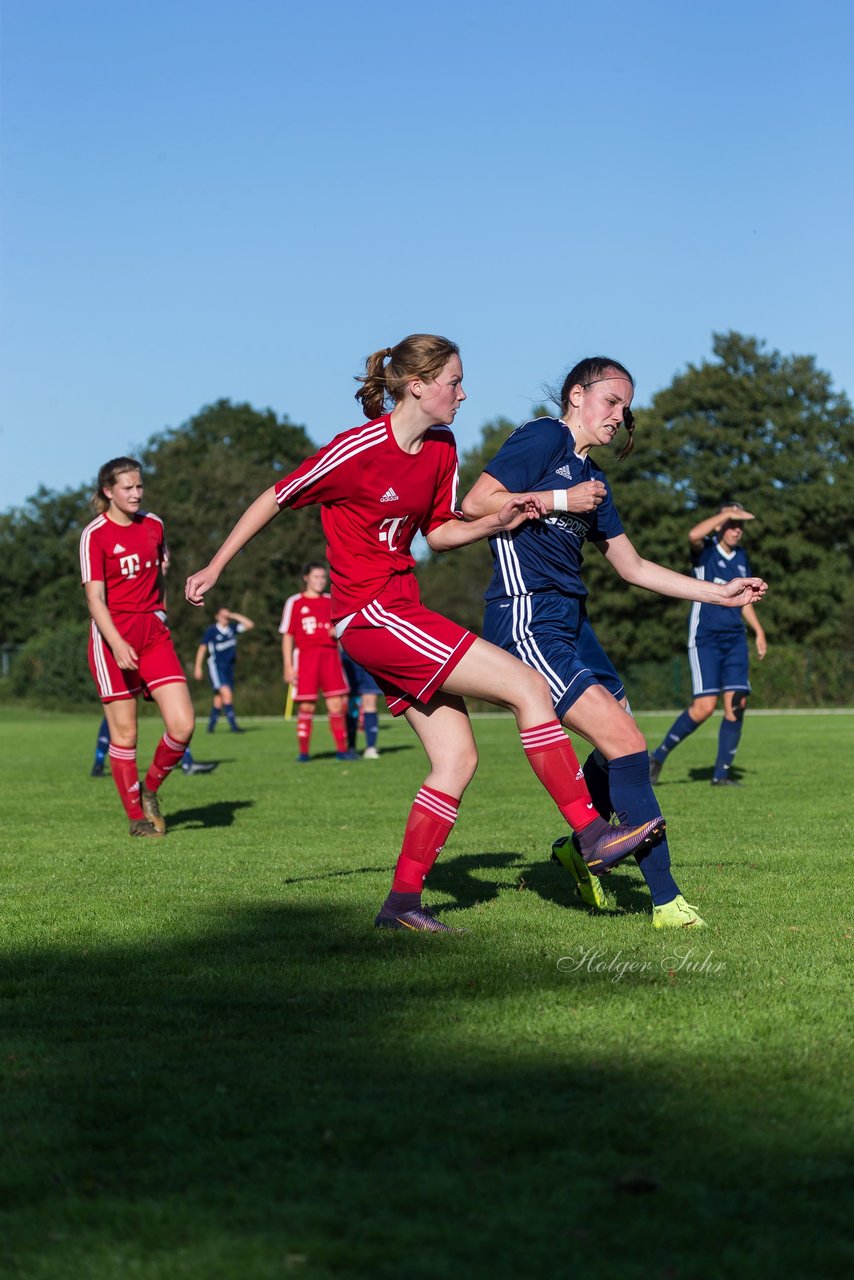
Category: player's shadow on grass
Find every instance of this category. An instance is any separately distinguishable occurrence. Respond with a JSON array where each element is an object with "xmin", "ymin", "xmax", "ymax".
[
  {"xmin": 4, "ymin": 901, "xmax": 848, "ymax": 1276},
  {"xmin": 521, "ymin": 856, "xmax": 650, "ymax": 917},
  {"xmin": 426, "ymin": 851, "xmax": 525, "ymax": 910},
  {"xmin": 294, "ymin": 744, "xmax": 415, "ymax": 762},
  {"xmin": 164, "ymin": 799, "xmax": 255, "ymax": 829},
  {"xmin": 687, "ymin": 764, "xmax": 748, "ymax": 784}
]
